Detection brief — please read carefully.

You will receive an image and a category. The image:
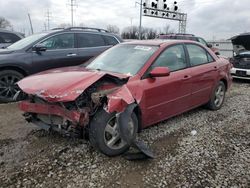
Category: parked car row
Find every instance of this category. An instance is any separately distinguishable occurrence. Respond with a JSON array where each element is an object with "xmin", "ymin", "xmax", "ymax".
[{"xmin": 0, "ymin": 27, "xmax": 123, "ymax": 102}]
